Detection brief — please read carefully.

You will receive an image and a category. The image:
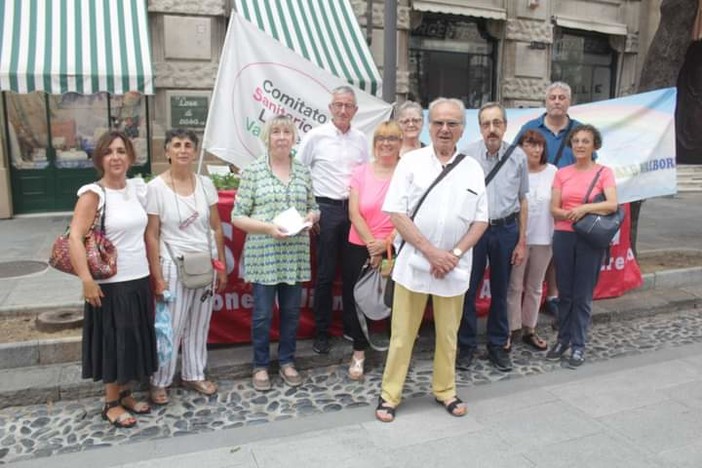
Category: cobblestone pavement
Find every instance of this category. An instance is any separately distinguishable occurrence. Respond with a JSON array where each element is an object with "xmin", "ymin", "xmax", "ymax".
[{"xmin": 1, "ymin": 308, "xmax": 701, "ymax": 464}]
